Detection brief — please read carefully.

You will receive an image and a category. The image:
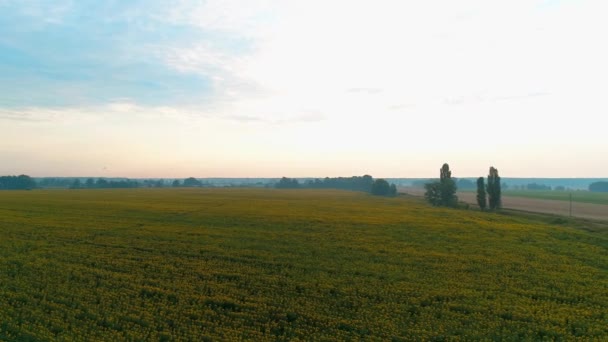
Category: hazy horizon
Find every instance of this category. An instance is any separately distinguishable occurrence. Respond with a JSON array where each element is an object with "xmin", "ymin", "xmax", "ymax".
[{"xmin": 2, "ymin": 1, "xmax": 607, "ymax": 178}]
